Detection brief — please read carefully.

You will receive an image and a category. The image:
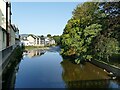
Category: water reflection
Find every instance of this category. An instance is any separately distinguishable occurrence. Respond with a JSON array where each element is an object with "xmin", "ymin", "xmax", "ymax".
[
  {"xmin": 2, "ymin": 57, "xmax": 21, "ymax": 89},
  {"xmin": 61, "ymin": 60, "xmax": 120, "ymax": 88},
  {"xmin": 23, "ymin": 49, "xmax": 46, "ymax": 58},
  {"xmin": 2, "ymin": 47, "xmax": 120, "ymax": 89}
]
